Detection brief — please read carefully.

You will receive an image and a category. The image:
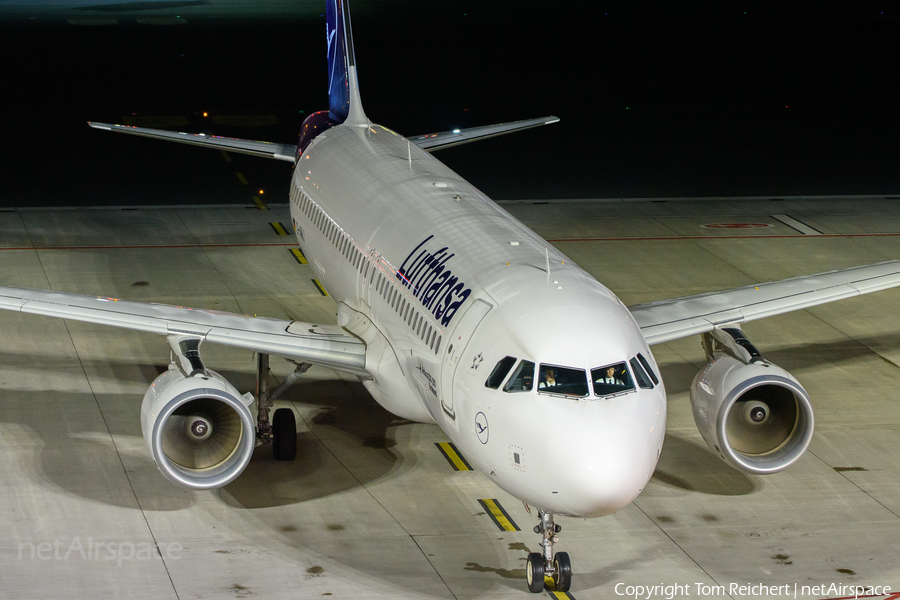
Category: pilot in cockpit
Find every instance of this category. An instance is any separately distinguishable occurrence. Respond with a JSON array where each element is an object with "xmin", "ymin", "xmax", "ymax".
[
  {"xmin": 595, "ymin": 365, "xmax": 624, "ymax": 386},
  {"xmin": 538, "ymin": 368, "xmax": 557, "ymax": 389}
]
